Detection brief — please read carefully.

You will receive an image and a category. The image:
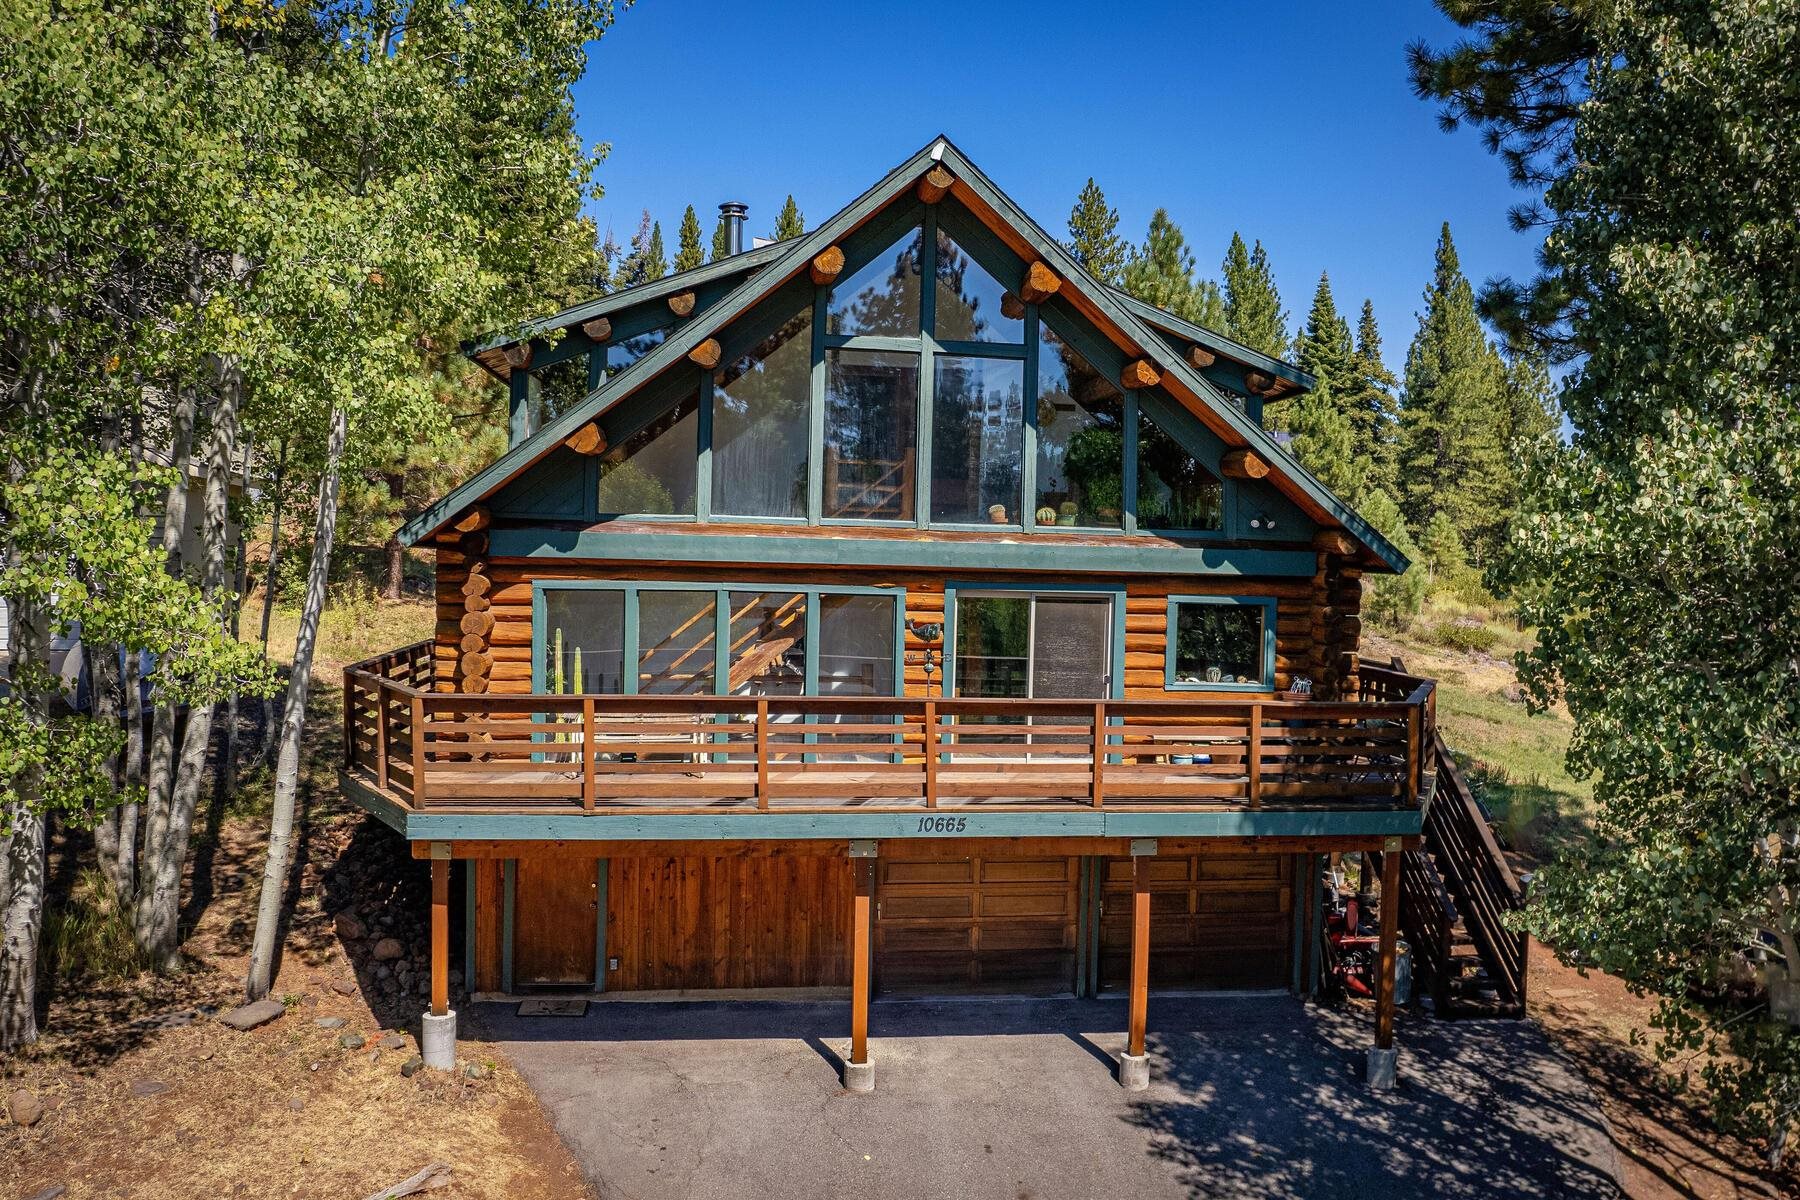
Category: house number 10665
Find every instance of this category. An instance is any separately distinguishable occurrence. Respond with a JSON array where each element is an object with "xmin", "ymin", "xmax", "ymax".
[{"xmin": 917, "ymin": 816, "xmax": 967, "ymax": 833}]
